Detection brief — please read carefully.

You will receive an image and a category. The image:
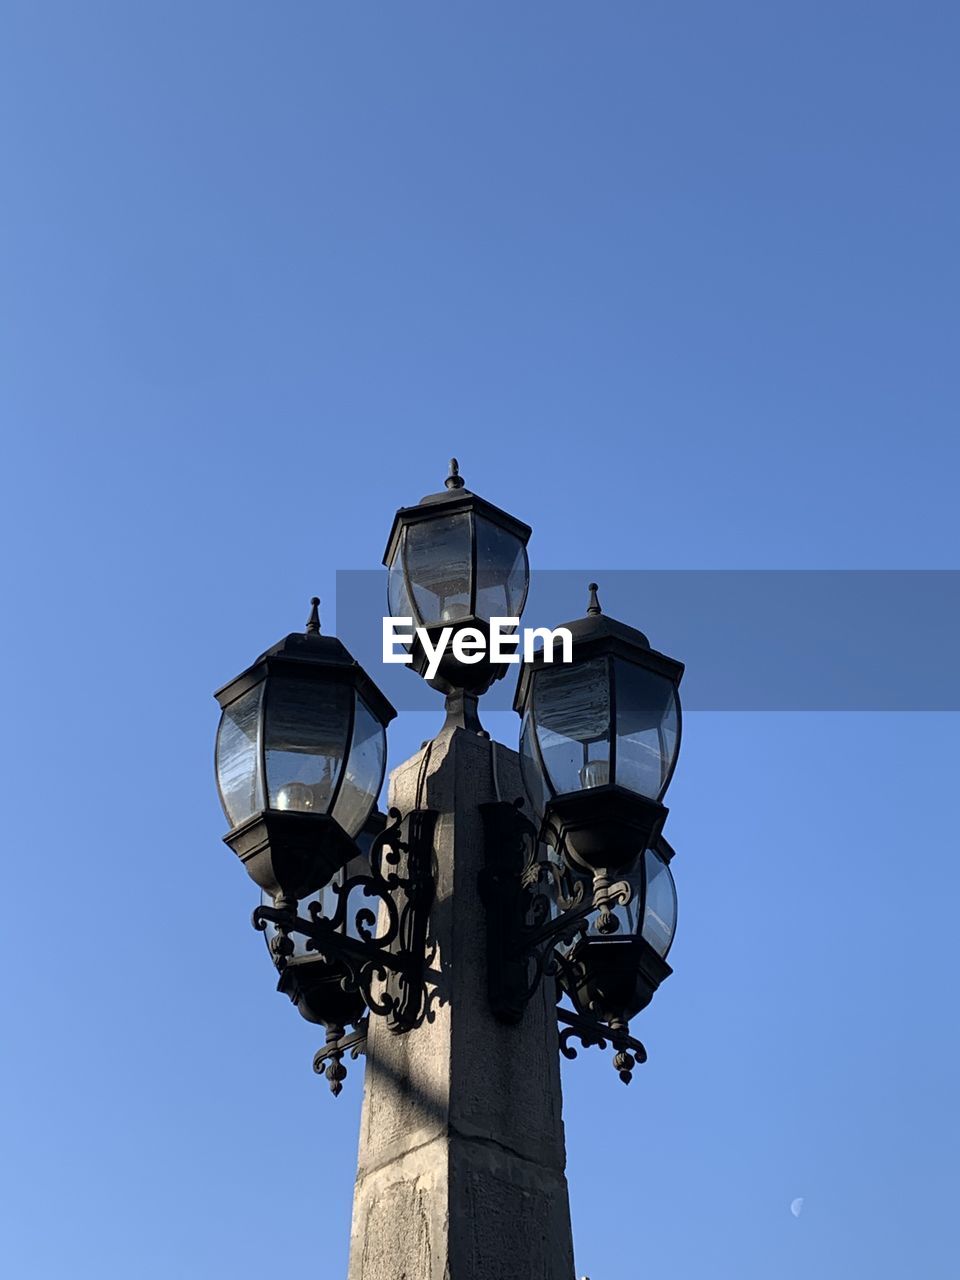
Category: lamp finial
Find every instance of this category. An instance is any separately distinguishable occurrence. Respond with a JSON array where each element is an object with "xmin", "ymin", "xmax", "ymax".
[
  {"xmin": 445, "ymin": 458, "xmax": 465, "ymax": 490},
  {"xmin": 306, "ymin": 596, "xmax": 321, "ymax": 635},
  {"xmin": 587, "ymin": 583, "xmax": 602, "ymax": 616}
]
